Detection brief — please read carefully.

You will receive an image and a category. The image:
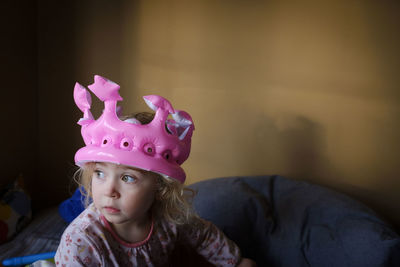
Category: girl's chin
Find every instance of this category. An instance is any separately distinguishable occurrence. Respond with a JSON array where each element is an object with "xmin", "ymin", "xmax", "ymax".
[{"xmin": 103, "ymin": 214, "xmax": 126, "ymax": 224}]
